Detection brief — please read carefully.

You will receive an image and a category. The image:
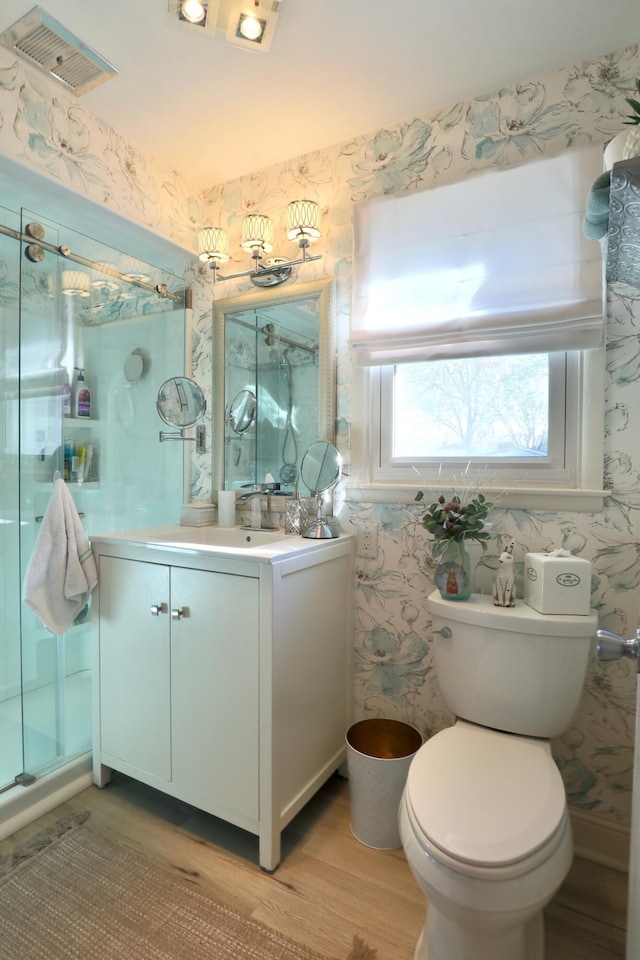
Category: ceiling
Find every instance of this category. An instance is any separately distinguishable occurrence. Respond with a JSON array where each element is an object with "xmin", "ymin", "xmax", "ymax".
[{"xmin": 3, "ymin": 0, "xmax": 640, "ymax": 194}]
